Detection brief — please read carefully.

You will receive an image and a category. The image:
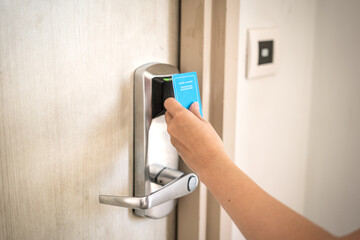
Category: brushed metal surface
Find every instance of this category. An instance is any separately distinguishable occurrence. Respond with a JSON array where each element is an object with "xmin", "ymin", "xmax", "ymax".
[
  {"xmin": 133, "ymin": 63, "xmax": 180, "ymax": 218},
  {"xmin": 99, "ymin": 63, "xmax": 199, "ymax": 219}
]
